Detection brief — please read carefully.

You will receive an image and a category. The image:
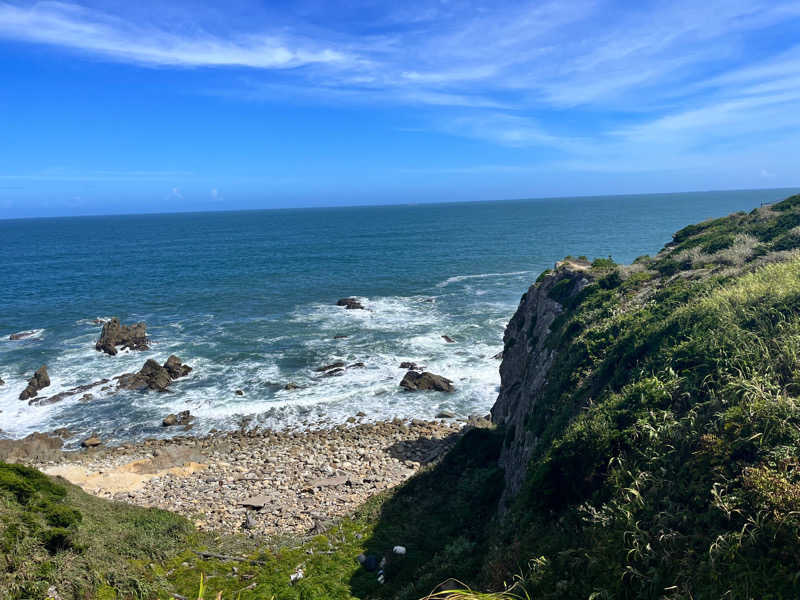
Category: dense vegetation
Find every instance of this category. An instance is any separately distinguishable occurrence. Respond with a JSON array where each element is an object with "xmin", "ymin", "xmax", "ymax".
[{"xmin": 3, "ymin": 194, "xmax": 800, "ymax": 599}]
